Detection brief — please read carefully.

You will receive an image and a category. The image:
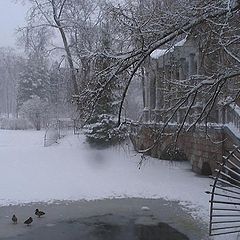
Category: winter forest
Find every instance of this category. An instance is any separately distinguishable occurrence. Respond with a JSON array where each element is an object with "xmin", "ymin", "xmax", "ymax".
[{"xmin": 0, "ymin": 0, "xmax": 240, "ymax": 239}]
